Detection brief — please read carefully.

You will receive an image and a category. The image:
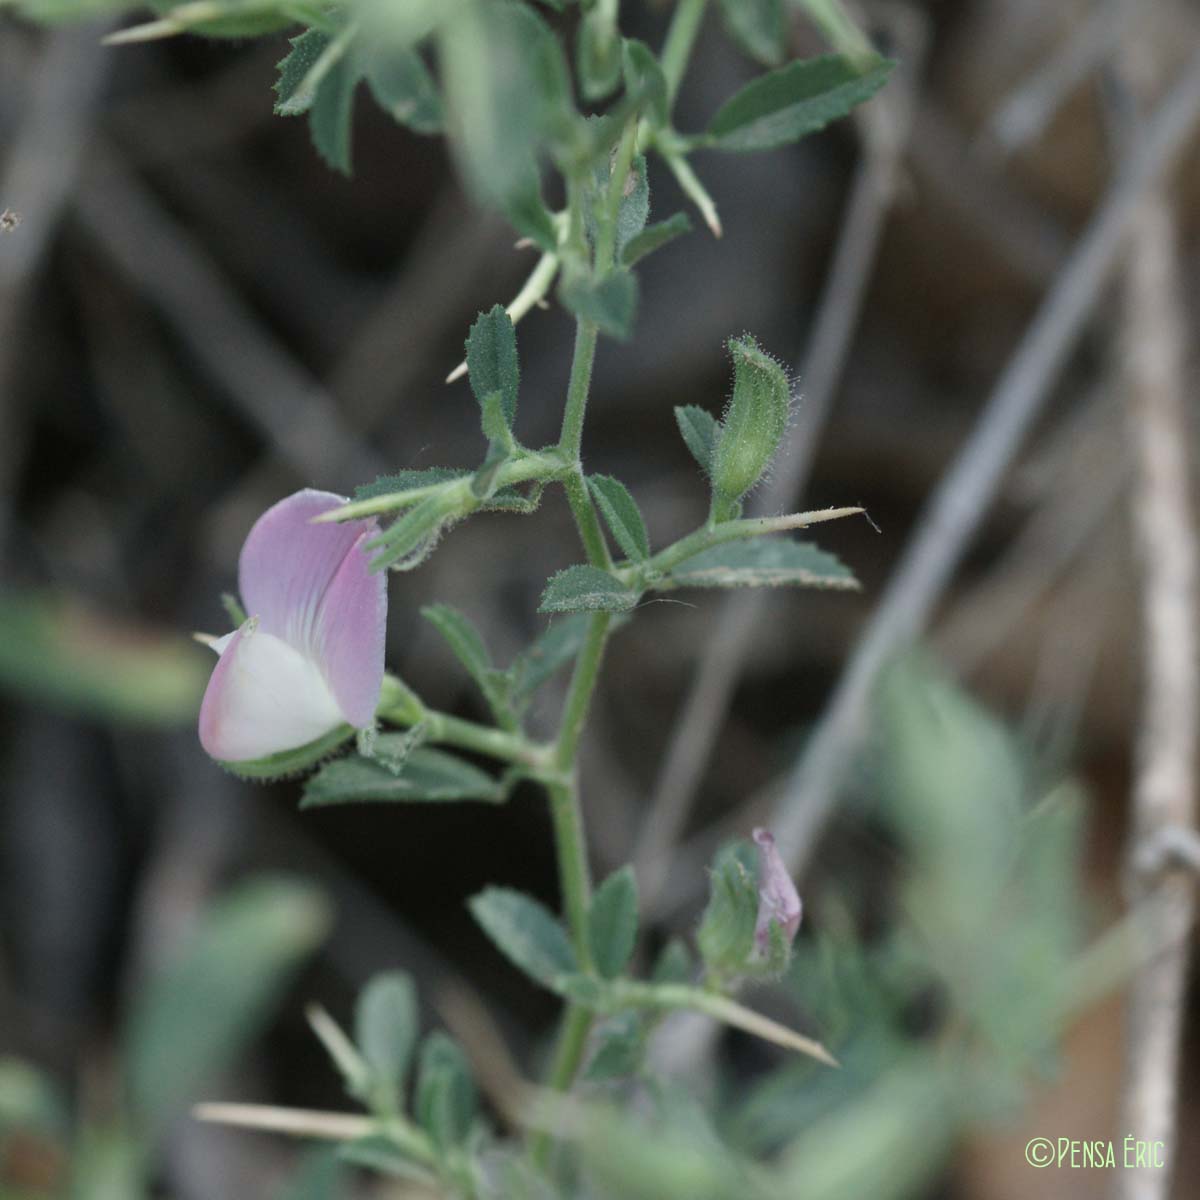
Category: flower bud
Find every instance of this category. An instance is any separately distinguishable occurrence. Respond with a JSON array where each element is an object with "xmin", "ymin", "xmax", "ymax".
[
  {"xmin": 711, "ymin": 336, "xmax": 790, "ymax": 513},
  {"xmin": 752, "ymin": 828, "xmax": 802, "ymax": 955}
]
